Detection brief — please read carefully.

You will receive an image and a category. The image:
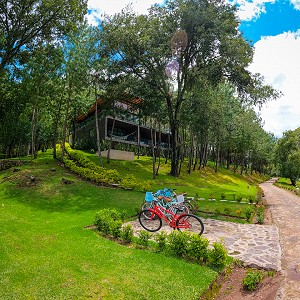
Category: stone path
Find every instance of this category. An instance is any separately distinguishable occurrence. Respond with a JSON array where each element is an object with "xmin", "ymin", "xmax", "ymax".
[{"xmin": 260, "ymin": 179, "xmax": 300, "ymax": 300}]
